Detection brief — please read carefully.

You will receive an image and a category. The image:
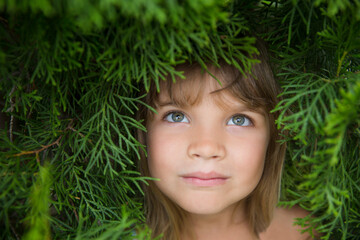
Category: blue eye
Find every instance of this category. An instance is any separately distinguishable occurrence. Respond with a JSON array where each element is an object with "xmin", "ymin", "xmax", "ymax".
[
  {"xmin": 165, "ymin": 112, "xmax": 189, "ymax": 123},
  {"xmin": 227, "ymin": 115, "xmax": 252, "ymax": 126}
]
